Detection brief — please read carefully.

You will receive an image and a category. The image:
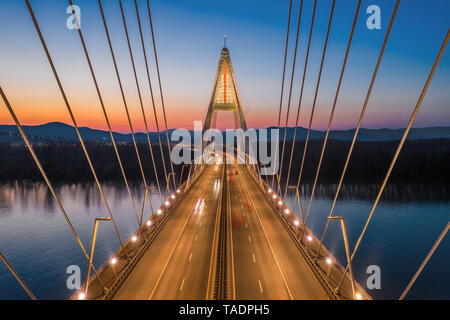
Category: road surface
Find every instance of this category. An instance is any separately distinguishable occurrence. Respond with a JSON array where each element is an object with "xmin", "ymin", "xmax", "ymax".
[
  {"xmin": 227, "ymin": 164, "xmax": 328, "ymax": 300},
  {"xmin": 113, "ymin": 163, "xmax": 329, "ymax": 300},
  {"xmin": 113, "ymin": 164, "xmax": 222, "ymax": 299}
]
